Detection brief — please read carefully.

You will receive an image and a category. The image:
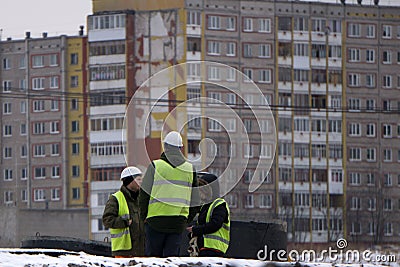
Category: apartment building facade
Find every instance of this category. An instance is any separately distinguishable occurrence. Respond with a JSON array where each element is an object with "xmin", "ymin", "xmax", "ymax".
[
  {"xmin": 86, "ymin": 0, "xmax": 400, "ymax": 245},
  {"xmin": 0, "ymin": 31, "xmax": 89, "ymax": 210}
]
